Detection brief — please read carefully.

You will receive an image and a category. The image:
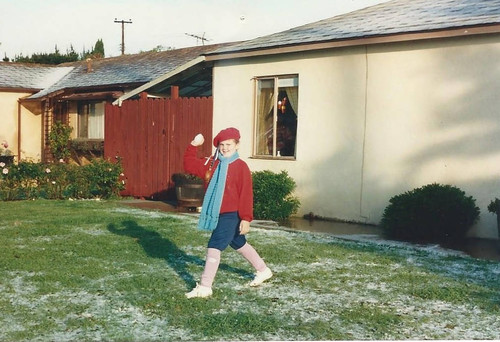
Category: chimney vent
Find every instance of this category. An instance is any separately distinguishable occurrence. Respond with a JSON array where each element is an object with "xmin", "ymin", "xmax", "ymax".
[{"xmin": 86, "ymin": 58, "xmax": 93, "ymax": 73}]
